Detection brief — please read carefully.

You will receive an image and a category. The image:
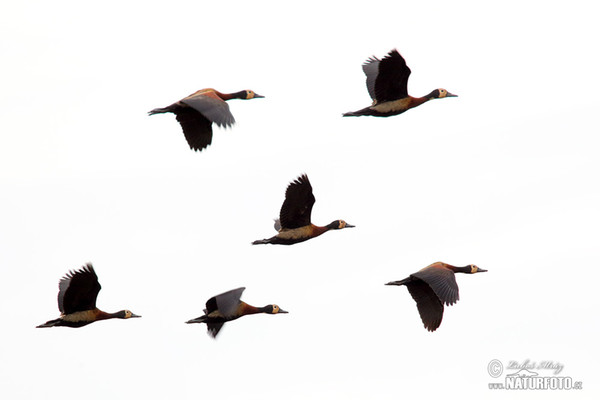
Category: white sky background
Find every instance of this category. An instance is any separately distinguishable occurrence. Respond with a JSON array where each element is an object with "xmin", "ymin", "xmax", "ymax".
[{"xmin": 1, "ymin": 1, "xmax": 599, "ymax": 399}]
